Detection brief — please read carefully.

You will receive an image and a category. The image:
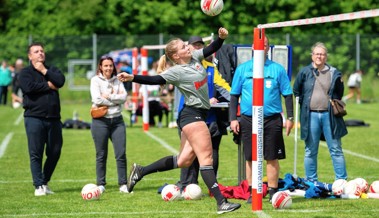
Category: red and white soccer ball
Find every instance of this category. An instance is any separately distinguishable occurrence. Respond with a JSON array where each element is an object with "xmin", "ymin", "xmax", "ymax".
[
  {"xmin": 161, "ymin": 184, "xmax": 181, "ymax": 201},
  {"xmin": 343, "ymin": 180, "xmax": 362, "ymax": 196},
  {"xmin": 369, "ymin": 180, "xmax": 379, "ymax": 193},
  {"xmin": 271, "ymin": 191, "xmax": 292, "ymax": 209},
  {"xmin": 332, "ymin": 179, "xmax": 347, "ymax": 195},
  {"xmin": 81, "ymin": 183, "xmax": 101, "ymax": 200},
  {"xmin": 183, "ymin": 184, "xmax": 202, "ymax": 200},
  {"xmin": 354, "ymin": 178, "xmax": 369, "ymax": 193},
  {"xmin": 200, "ymin": 0, "xmax": 224, "ymax": 16}
]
